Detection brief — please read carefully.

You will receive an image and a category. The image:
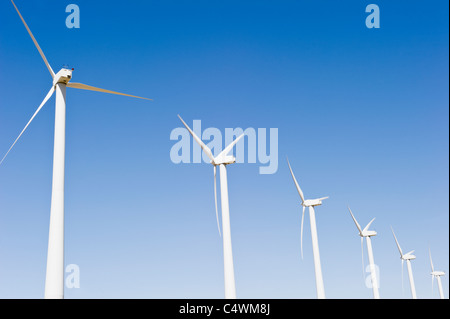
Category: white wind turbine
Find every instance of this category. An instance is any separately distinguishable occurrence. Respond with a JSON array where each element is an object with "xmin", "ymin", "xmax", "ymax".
[
  {"xmin": 429, "ymin": 248, "xmax": 445, "ymax": 299},
  {"xmin": 348, "ymin": 206, "xmax": 380, "ymax": 299},
  {"xmin": 178, "ymin": 115, "xmax": 244, "ymax": 299},
  {"xmin": 287, "ymin": 158, "xmax": 328, "ymax": 299},
  {"xmin": 1, "ymin": 0, "xmax": 151, "ymax": 299},
  {"xmin": 391, "ymin": 227, "xmax": 417, "ymax": 299}
]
